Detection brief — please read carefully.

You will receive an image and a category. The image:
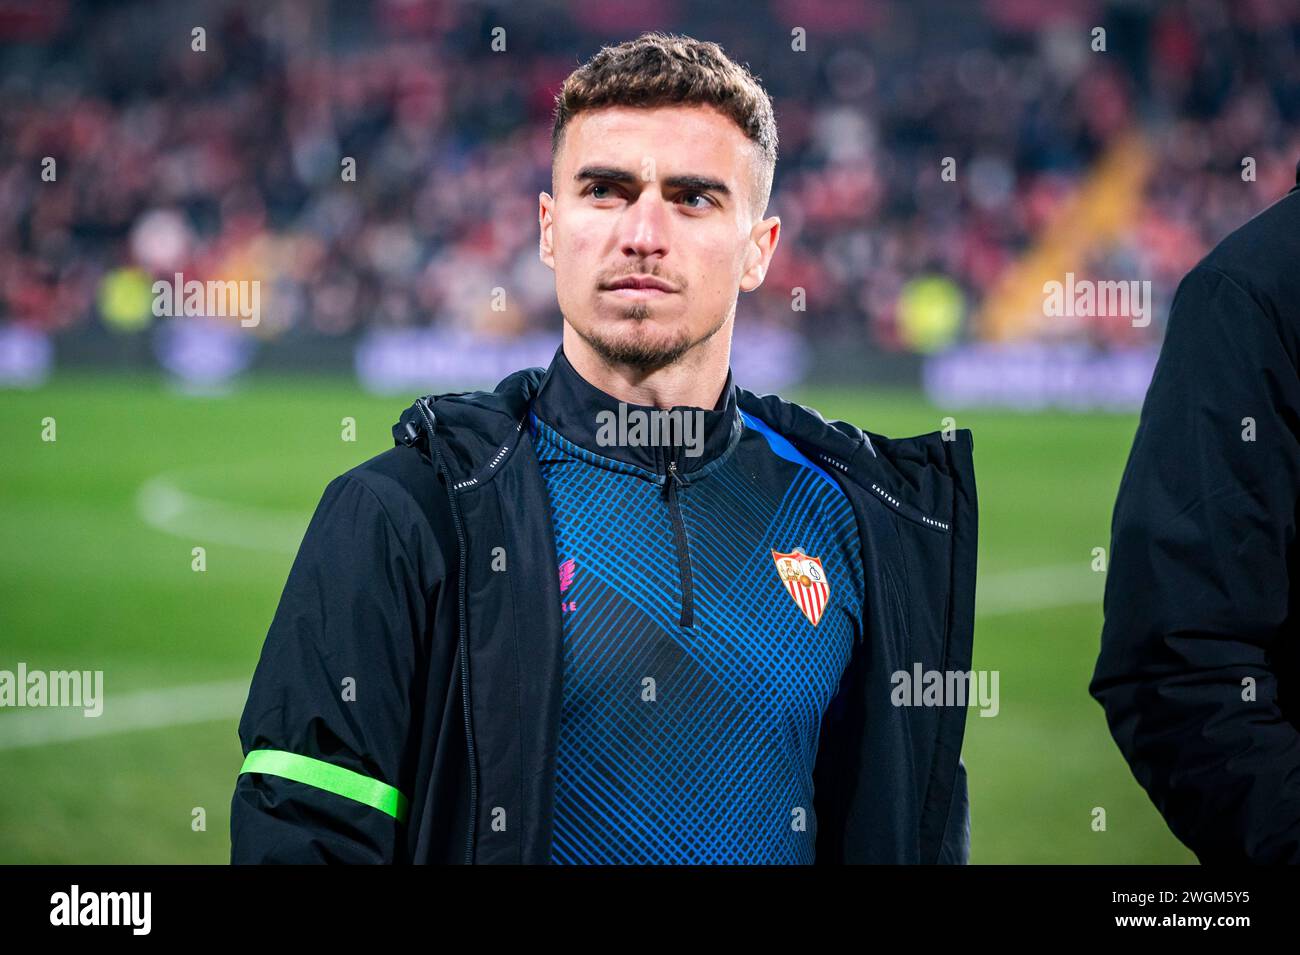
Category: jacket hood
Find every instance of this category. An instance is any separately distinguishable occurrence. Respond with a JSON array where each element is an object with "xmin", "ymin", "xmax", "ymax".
[{"xmin": 393, "ymin": 363, "xmax": 973, "ymax": 528}]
